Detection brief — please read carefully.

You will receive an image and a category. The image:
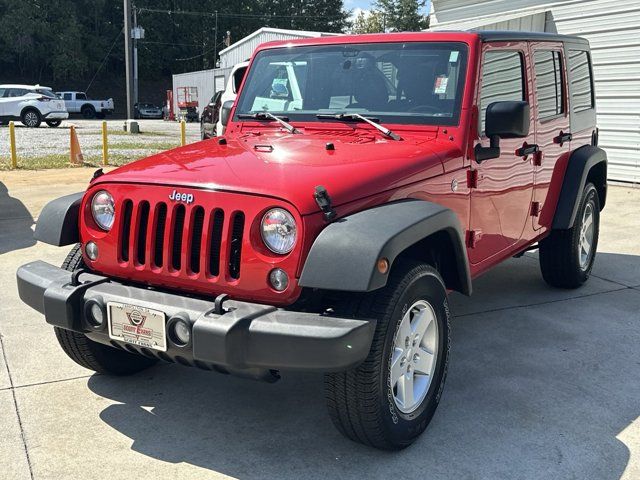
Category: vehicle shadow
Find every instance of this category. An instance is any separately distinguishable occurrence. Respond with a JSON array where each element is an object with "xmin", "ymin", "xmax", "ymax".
[
  {"xmin": 86, "ymin": 252, "xmax": 639, "ymax": 480},
  {"xmin": 0, "ymin": 182, "xmax": 36, "ymax": 255}
]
